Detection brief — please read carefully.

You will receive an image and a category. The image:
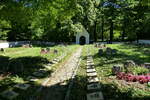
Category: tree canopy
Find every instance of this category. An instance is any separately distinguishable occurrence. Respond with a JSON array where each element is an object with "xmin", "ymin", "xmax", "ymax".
[{"xmin": 0, "ymin": 0, "xmax": 150, "ymax": 42}]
